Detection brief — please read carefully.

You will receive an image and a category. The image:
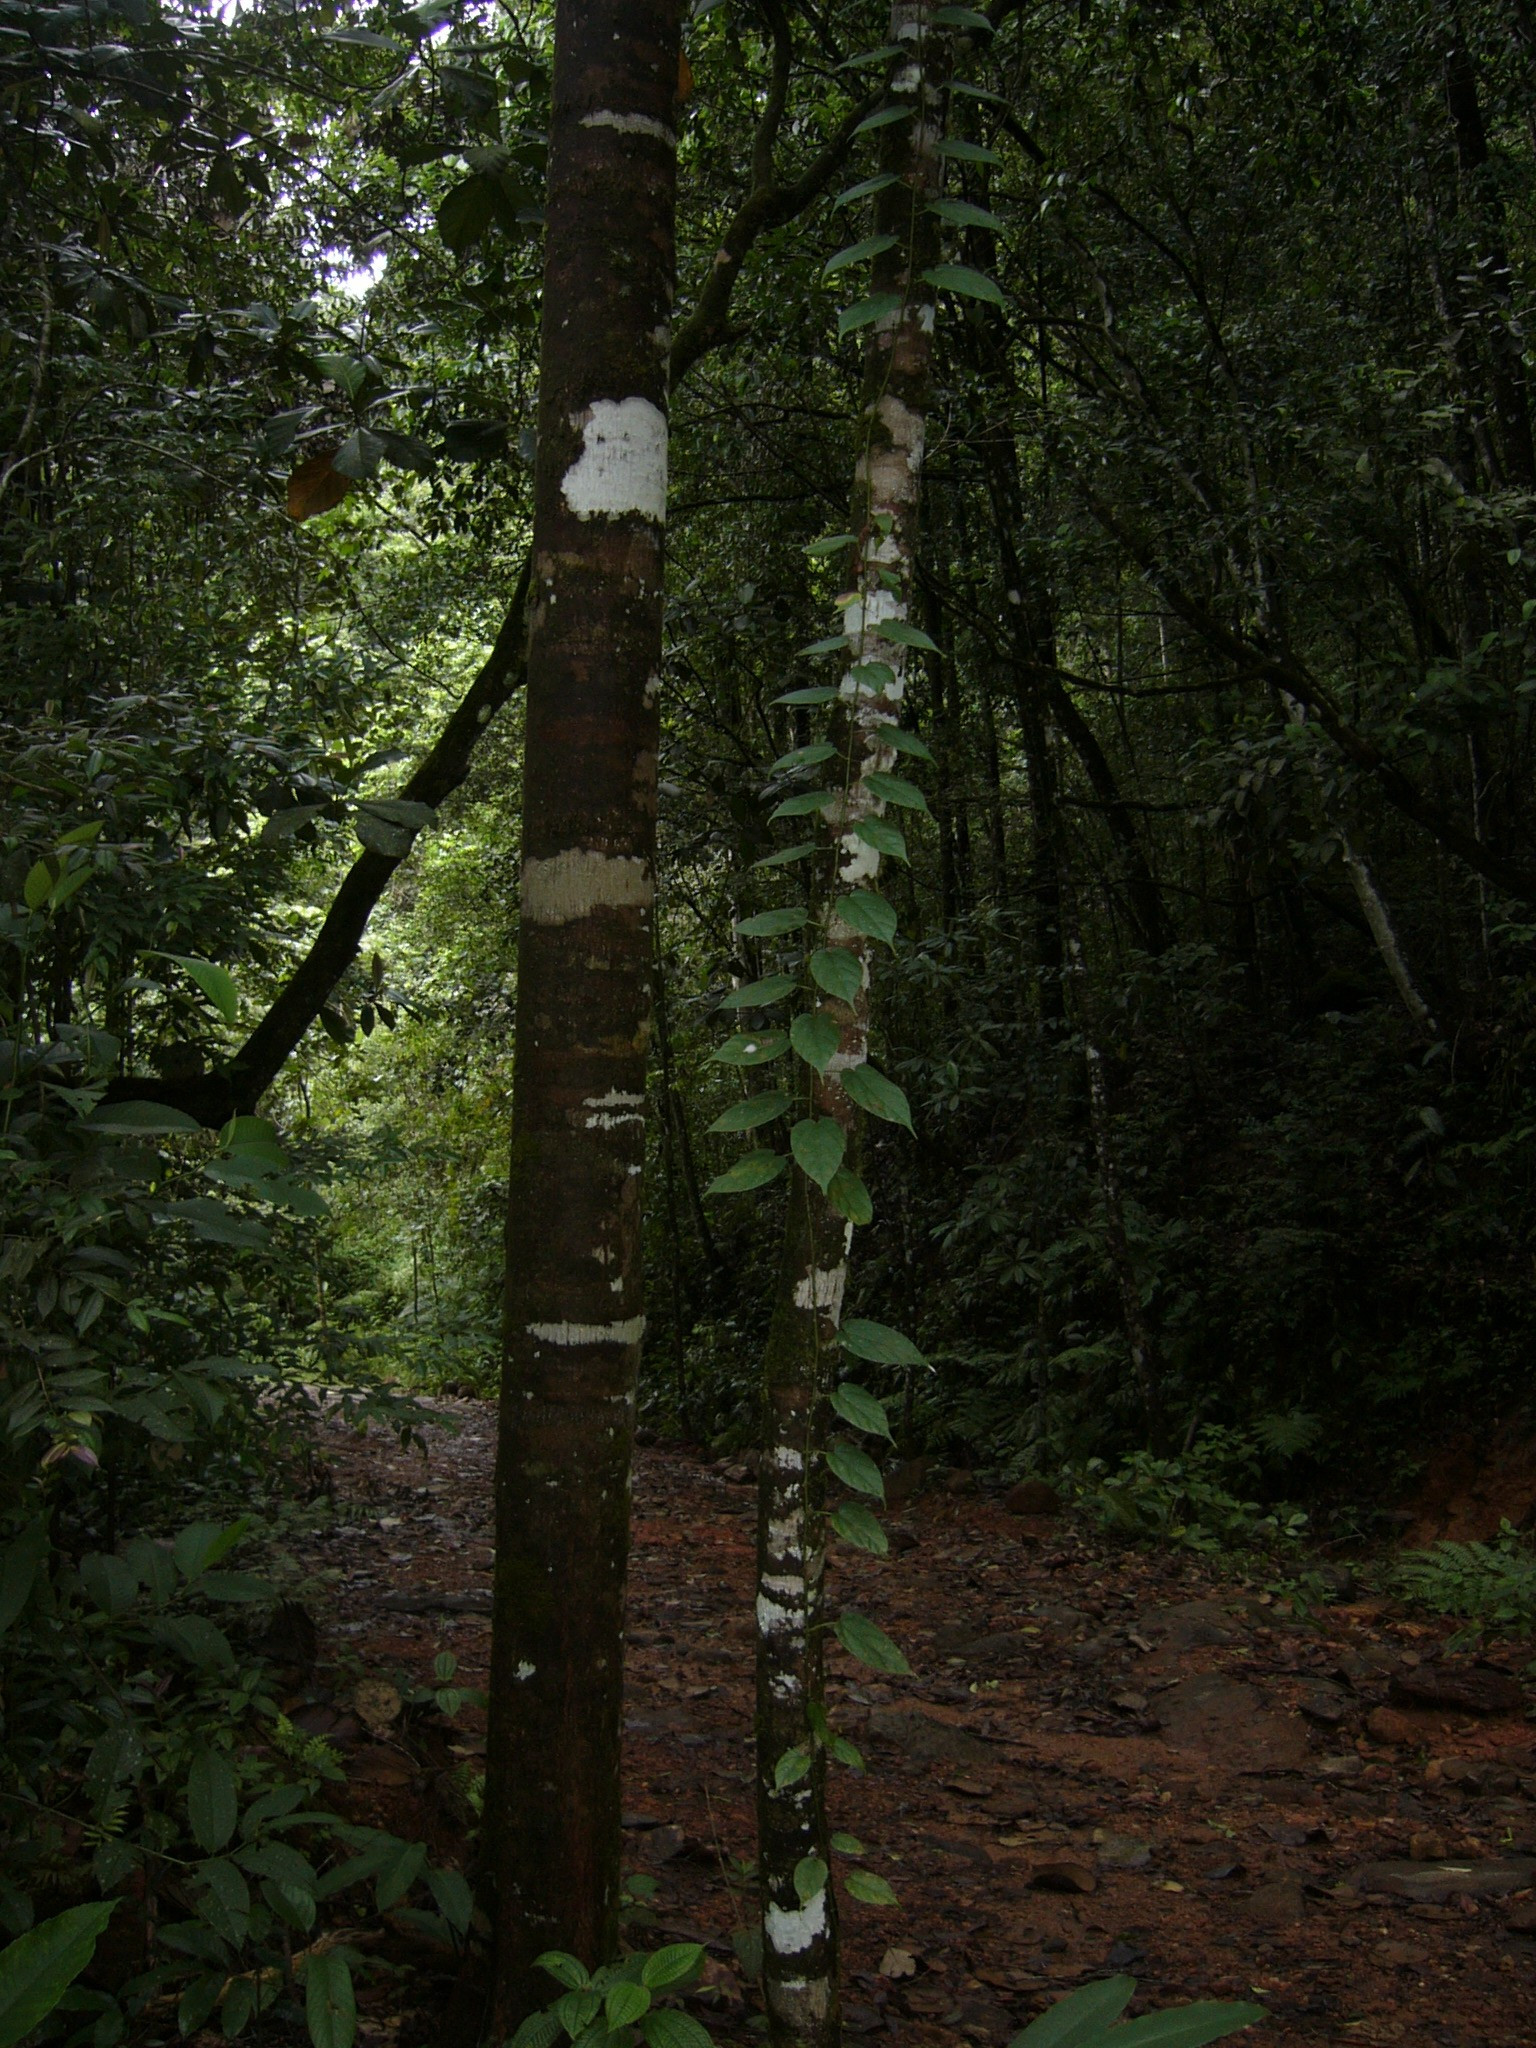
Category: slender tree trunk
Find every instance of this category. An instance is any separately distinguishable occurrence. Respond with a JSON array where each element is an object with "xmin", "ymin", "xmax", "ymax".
[
  {"xmin": 485, "ymin": 0, "xmax": 681, "ymax": 2024},
  {"xmin": 756, "ymin": 11, "xmax": 943, "ymax": 2044}
]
